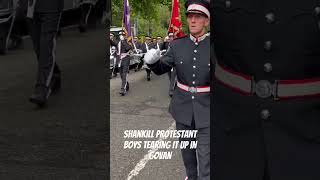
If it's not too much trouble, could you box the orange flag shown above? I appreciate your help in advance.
[168,0,184,37]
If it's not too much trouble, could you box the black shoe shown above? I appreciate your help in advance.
[169,91,173,97]
[119,88,126,96]
[29,94,47,107]
[29,86,50,107]
[113,73,118,77]
[147,76,151,81]
[126,82,129,91]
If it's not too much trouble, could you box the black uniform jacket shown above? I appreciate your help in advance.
[212,0,320,179]
[34,0,64,12]
[149,34,211,129]
[118,40,131,54]
[133,42,142,53]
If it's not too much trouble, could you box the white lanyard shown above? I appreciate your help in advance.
[117,41,121,55]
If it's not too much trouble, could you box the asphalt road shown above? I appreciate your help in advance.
[110,70,186,180]
[0,27,108,179]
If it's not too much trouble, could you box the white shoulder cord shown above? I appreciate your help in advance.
[117,41,121,55]
[132,41,138,53]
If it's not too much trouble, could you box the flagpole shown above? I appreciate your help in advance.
[122,0,125,34]
[168,0,174,34]
[122,0,137,52]
[172,0,175,37]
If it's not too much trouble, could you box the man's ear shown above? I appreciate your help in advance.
[205,18,210,27]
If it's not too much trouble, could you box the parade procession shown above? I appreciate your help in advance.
[109,0,189,97]
[110,0,211,179]
[2,0,320,179]
[0,0,108,179]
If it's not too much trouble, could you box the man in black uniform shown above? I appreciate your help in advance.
[141,35,154,81]
[155,36,164,51]
[132,36,141,51]
[110,33,118,78]
[165,32,177,97]
[117,31,132,96]
[212,1,320,180]
[163,32,174,50]
[152,37,157,48]
[27,0,63,106]
[110,33,118,47]
[145,0,210,179]
[132,36,143,71]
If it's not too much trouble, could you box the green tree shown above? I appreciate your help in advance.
[111,0,189,37]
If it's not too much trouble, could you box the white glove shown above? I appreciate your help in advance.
[144,49,160,64]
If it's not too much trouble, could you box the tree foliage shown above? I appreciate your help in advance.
[111,0,188,38]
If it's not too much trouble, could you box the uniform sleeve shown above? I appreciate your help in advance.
[148,45,175,75]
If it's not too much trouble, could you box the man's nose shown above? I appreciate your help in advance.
[190,16,197,22]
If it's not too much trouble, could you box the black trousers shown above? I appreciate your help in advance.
[136,56,144,70]
[146,68,151,77]
[119,57,130,90]
[176,120,210,180]
[79,3,92,29]
[28,11,61,88]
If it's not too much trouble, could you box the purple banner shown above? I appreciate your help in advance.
[123,0,131,39]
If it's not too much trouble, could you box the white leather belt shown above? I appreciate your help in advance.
[177,81,210,93]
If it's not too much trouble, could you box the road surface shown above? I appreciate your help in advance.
[0,27,107,179]
[110,70,186,180]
